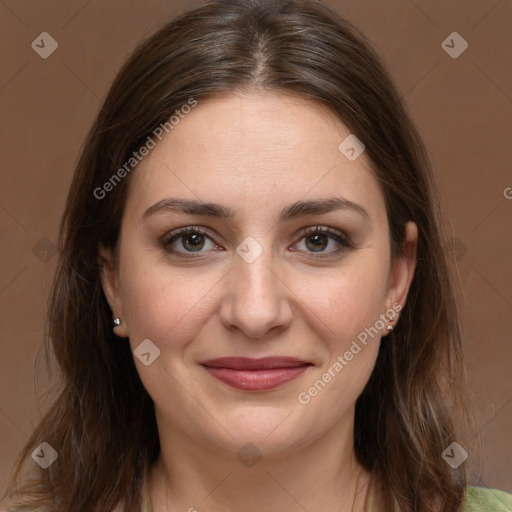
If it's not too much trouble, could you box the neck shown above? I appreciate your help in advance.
[148,410,373,512]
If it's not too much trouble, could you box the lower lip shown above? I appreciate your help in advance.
[201,365,311,391]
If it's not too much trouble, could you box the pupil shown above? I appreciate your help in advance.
[184,234,204,251]
[307,234,327,252]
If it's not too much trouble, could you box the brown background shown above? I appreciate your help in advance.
[0,0,511,496]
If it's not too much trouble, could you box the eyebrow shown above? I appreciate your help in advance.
[141,197,371,223]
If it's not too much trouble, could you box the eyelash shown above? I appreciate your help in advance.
[161,226,353,260]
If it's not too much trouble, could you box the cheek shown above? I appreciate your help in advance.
[295,267,385,417]
[298,256,390,344]
[290,253,389,409]
[119,258,217,352]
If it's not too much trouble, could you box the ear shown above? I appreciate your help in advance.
[382,221,418,332]
[98,244,128,338]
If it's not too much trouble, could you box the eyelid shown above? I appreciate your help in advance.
[294,225,350,242]
[291,225,354,258]
[161,226,220,249]
[161,225,354,258]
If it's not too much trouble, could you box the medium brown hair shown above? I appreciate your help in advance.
[3,1,474,510]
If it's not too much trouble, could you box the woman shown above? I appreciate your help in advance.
[2,0,511,511]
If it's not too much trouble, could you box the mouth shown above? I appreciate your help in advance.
[199,357,313,391]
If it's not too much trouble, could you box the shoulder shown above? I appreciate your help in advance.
[463,486,512,511]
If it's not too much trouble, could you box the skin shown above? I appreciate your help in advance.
[99,91,418,512]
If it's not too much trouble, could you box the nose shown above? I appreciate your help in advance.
[219,247,293,339]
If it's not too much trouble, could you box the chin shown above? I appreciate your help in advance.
[211,409,309,453]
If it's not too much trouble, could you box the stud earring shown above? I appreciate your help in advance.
[113,318,121,327]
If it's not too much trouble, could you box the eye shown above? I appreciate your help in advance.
[162,227,220,256]
[292,226,353,258]
[161,225,353,259]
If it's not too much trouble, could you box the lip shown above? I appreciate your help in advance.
[199,357,313,391]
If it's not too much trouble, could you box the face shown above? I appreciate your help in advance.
[100,91,417,457]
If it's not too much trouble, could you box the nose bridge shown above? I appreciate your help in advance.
[220,239,292,337]
[237,250,276,301]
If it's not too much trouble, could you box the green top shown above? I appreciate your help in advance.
[370,486,512,511]
[5,478,512,510]
[365,482,512,511]
[141,469,512,512]
[462,487,512,511]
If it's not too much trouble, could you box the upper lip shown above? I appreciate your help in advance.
[199,357,312,370]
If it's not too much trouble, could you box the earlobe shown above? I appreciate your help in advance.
[383,221,418,332]
[98,245,128,338]
[98,244,117,310]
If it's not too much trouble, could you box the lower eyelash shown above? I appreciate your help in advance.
[162,226,353,257]
[300,227,353,257]
[161,227,213,256]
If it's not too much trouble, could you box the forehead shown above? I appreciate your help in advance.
[124,91,385,223]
